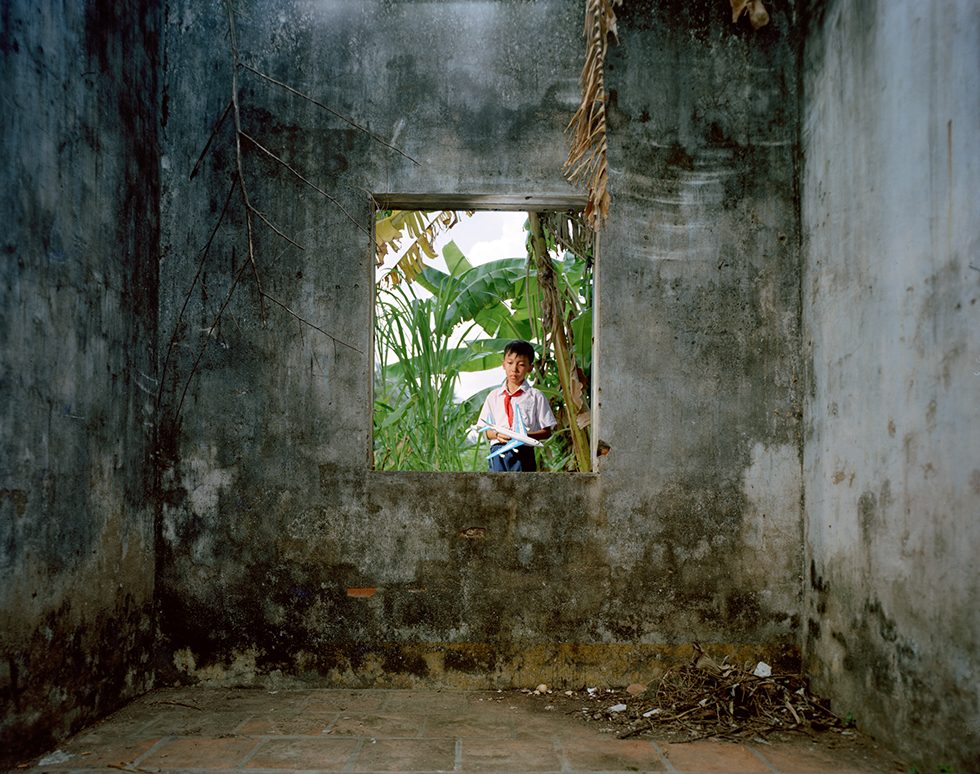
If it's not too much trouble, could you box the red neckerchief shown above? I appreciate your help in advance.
[503,385,524,427]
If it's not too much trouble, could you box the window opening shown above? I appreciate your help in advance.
[373,207,594,472]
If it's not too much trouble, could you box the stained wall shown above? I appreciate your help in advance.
[0,0,161,765]
[800,0,980,768]
[157,0,803,687]
[8,0,977,768]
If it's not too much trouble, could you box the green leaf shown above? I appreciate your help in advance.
[457,354,503,372]
[474,304,532,340]
[416,265,450,295]
[378,400,411,430]
[445,258,528,328]
[455,337,514,373]
[383,337,498,381]
[442,240,473,277]
[571,310,593,371]
[460,384,495,411]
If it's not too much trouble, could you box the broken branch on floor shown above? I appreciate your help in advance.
[534,644,851,744]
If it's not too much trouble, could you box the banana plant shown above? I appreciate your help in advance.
[527,212,592,472]
[374,276,487,471]
[376,210,473,285]
[374,213,593,472]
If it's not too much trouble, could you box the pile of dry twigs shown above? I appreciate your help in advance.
[572,645,848,742]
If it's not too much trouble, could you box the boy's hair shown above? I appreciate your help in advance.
[504,339,536,363]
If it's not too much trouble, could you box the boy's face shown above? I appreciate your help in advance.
[502,352,532,387]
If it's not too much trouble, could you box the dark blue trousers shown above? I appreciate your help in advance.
[488,444,538,472]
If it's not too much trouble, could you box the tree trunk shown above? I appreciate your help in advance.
[527,211,592,473]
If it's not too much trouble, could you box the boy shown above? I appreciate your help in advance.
[478,340,557,472]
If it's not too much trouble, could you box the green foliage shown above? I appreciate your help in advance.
[524,225,594,472]
[374,219,593,472]
[374,278,485,471]
[416,246,532,340]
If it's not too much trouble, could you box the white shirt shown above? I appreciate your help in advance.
[479,380,557,437]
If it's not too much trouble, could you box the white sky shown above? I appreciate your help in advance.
[376,210,529,400]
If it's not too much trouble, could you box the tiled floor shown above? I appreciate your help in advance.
[21,687,905,773]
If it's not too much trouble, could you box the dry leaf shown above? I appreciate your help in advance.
[730,0,750,22]
[376,210,472,284]
[564,0,621,232]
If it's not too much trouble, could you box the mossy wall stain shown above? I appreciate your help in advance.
[0,0,161,766]
[801,0,980,767]
[155,0,803,694]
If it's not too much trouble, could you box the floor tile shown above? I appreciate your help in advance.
[754,741,901,773]
[238,711,339,735]
[422,712,516,738]
[244,736,360,769]
[305,690,387,714]
[561,736,669,772]
[69,718,155,745]
[136,709,247,736]
[207,689,314,714]
[348,738,457,772]
[27,739,162,770]
[379,690,466,713]
[460,738,562,772]
[137,735,260,768]
[660,741,771,773]
[514,714,598,741]
[328,712,425,737]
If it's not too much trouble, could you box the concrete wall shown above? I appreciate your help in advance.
[158,0,803,687]
[0,0,161,766]
[800,0,980,768]
[5,0,977,765]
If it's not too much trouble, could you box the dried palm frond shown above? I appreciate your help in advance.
[376,210,472,285]
[564,0,622,232]
[542,210,594,266]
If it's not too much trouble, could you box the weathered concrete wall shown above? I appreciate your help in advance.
[800,1,980,768]
[158,0,803,687]
[0,0,160,766]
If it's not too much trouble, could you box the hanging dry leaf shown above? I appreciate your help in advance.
[730,0,751,23]
[748,0,769,29]
[731,0,769,29]
[375,209,472,284]
[564,0,621,232]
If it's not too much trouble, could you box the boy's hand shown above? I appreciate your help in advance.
[493,430,511,442]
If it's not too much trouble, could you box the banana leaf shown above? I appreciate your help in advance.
[416,264,450,296]
[443,240,474,276]
[473,304,533,340]
[570,309,593,372]
[459,384,495,414]
[382,336,513,380]
[443,258,528,329]
[455,337,514,372]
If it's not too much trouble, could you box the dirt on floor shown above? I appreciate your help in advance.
[17,684,910,774]
[477,651,907,773]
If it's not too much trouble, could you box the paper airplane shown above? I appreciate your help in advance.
[477,404,544,460]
